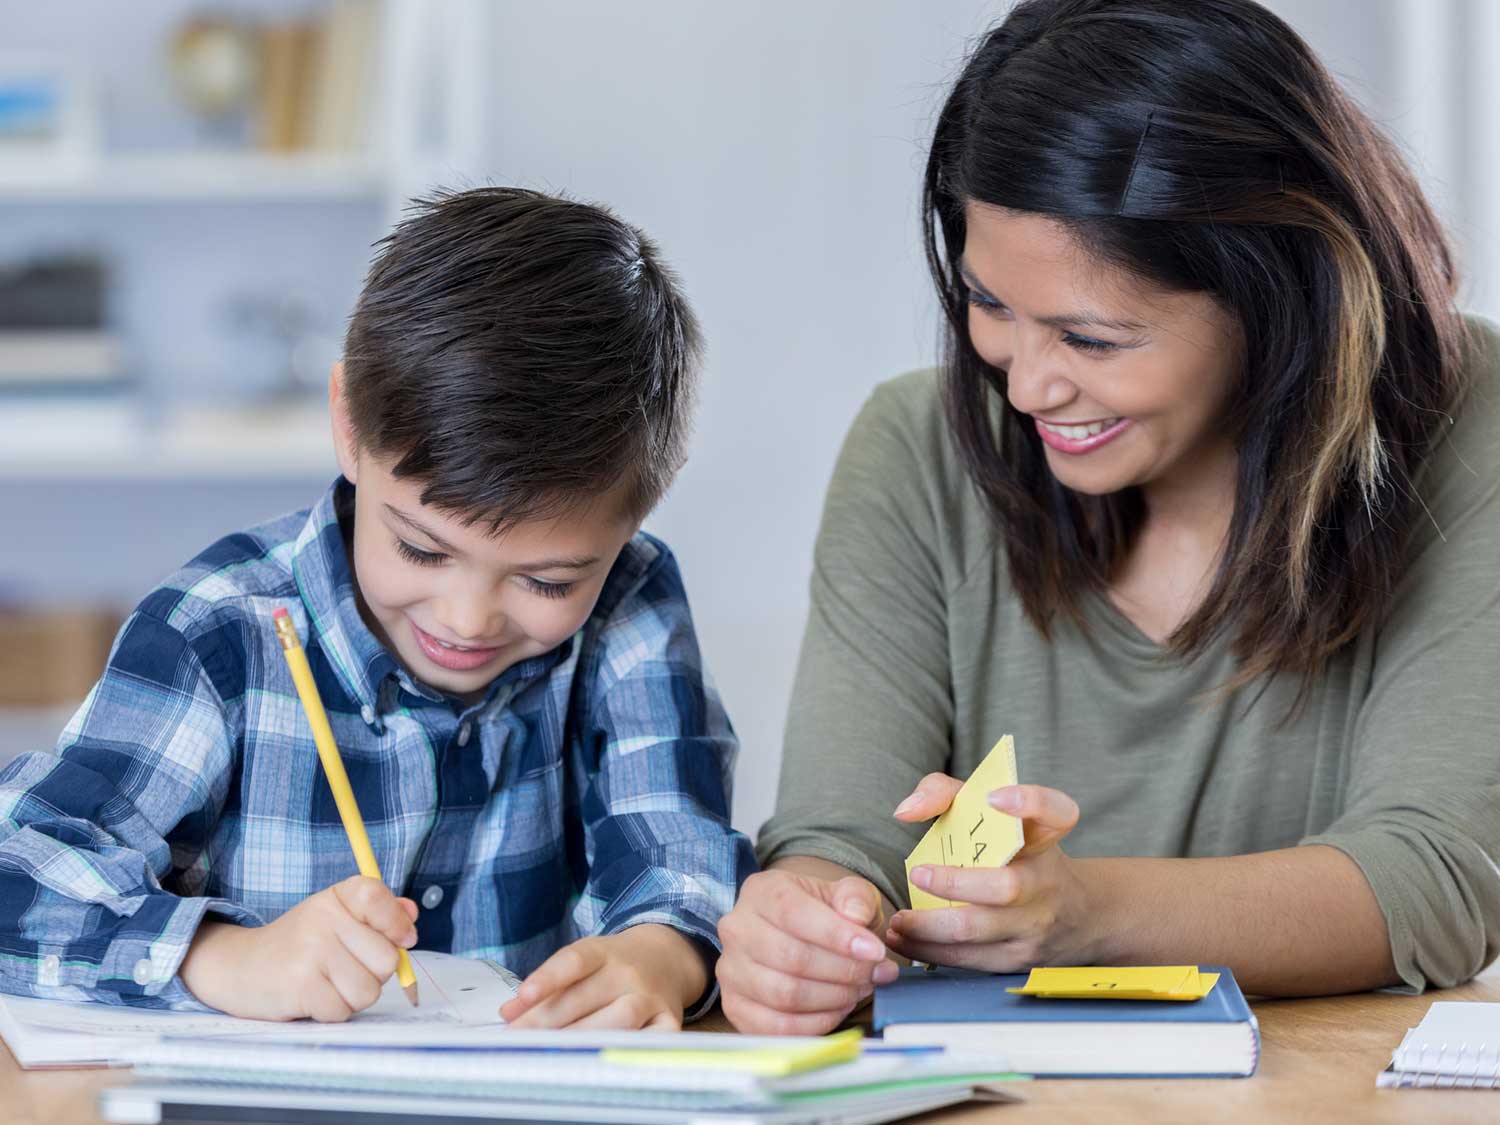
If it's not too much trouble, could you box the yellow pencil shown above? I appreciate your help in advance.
[273,606,419,1006]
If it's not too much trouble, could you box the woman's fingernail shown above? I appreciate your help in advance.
[910,865,932,889]
[894,794,922,816]
[874,961,900,985]
[989,787,1022,813]
[851,934,884,960]
[402,930,418,948]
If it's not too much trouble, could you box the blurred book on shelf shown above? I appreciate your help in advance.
[0,53,96,171]
[0,605,122,708]
[0,255,125,392]
[253,0,379,153]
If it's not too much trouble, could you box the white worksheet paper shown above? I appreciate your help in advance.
[0,950,520,1067]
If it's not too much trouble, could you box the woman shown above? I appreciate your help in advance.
[717,0,1500,1035]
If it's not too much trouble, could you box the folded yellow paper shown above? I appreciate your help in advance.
[1006,966,1221,1000]
[601,1027,863,1076]
[904,734,1025,910]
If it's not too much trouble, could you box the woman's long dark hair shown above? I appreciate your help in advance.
[925,0,1467,702]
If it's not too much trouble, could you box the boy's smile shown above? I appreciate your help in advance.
[409,619,507,673]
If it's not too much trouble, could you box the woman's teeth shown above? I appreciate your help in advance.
[1039,418,1120,440]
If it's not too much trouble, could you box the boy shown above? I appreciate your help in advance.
[0,188,755,1029]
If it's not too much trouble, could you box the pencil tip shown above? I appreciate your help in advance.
[404,980,420,1006]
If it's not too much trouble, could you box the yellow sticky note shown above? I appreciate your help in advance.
[1006,966,1220,1000]
[904,735,1025,910]
[601,1028,862,1077]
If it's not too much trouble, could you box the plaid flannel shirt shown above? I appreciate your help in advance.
[0,478,754,1017]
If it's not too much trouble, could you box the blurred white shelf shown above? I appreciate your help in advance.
[0,399,336,479]
[0,152,385,202]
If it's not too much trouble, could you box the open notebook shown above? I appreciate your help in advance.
[1379,1002,1500,1088]
[0,949,520,1068]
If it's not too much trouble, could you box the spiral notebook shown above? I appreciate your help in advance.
[104,1035,1023,1124]
[1379,1002,1500,1088]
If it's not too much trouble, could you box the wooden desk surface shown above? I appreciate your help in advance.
[5,964,1498,1124]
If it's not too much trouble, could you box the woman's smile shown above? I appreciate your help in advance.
[1033,415,1132,454]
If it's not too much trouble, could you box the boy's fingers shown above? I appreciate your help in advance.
[335,917,402,982]
[333,877,416,946]
[399,898,419,922]
[893,773,964,821]
[307,966,356,1024]
[566,993,670,1031]
[513,942,606,1009]
[507,968,612,1029]
[325,949,385,1015]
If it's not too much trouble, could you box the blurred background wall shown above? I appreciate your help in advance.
[1,0,1496,834]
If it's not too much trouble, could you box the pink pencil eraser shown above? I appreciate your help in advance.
[272,607,290,620]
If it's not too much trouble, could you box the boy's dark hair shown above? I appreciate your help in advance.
[342,187,702,529]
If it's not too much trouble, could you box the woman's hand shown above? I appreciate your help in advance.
[716,866,900,1035]
[885,773,1096,971]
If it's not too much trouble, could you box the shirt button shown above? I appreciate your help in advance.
[456,722,472,748]
[42,954,60,974]
[421,884,444,910]
[360,705,376,725]
[132,958,153,986]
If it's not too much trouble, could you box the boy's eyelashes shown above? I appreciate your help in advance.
[394,537,576,599]
[520,576,575,600]
[395,538,447,567]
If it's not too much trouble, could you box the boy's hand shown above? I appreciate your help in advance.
[179,875,419,1022]
[500,924,708,1030]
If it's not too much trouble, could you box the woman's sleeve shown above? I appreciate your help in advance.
[756,376,959,908]
[1301,383,1500,990]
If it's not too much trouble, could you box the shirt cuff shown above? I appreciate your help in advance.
[93,894,263,1008]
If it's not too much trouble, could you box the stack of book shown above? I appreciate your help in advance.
[0,950,1023,1124]
[255,0,380,153]
[0,255,123,393]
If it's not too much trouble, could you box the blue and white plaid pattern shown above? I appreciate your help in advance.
[0,479,754,1015]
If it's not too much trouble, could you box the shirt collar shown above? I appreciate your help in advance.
[291,478,401,719]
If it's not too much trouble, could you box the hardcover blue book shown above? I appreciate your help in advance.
[873,966,1259,1078]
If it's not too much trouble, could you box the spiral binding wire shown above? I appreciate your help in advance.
[1384,1036,1500,1088]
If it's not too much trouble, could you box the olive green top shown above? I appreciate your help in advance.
[758,318,1500,991]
